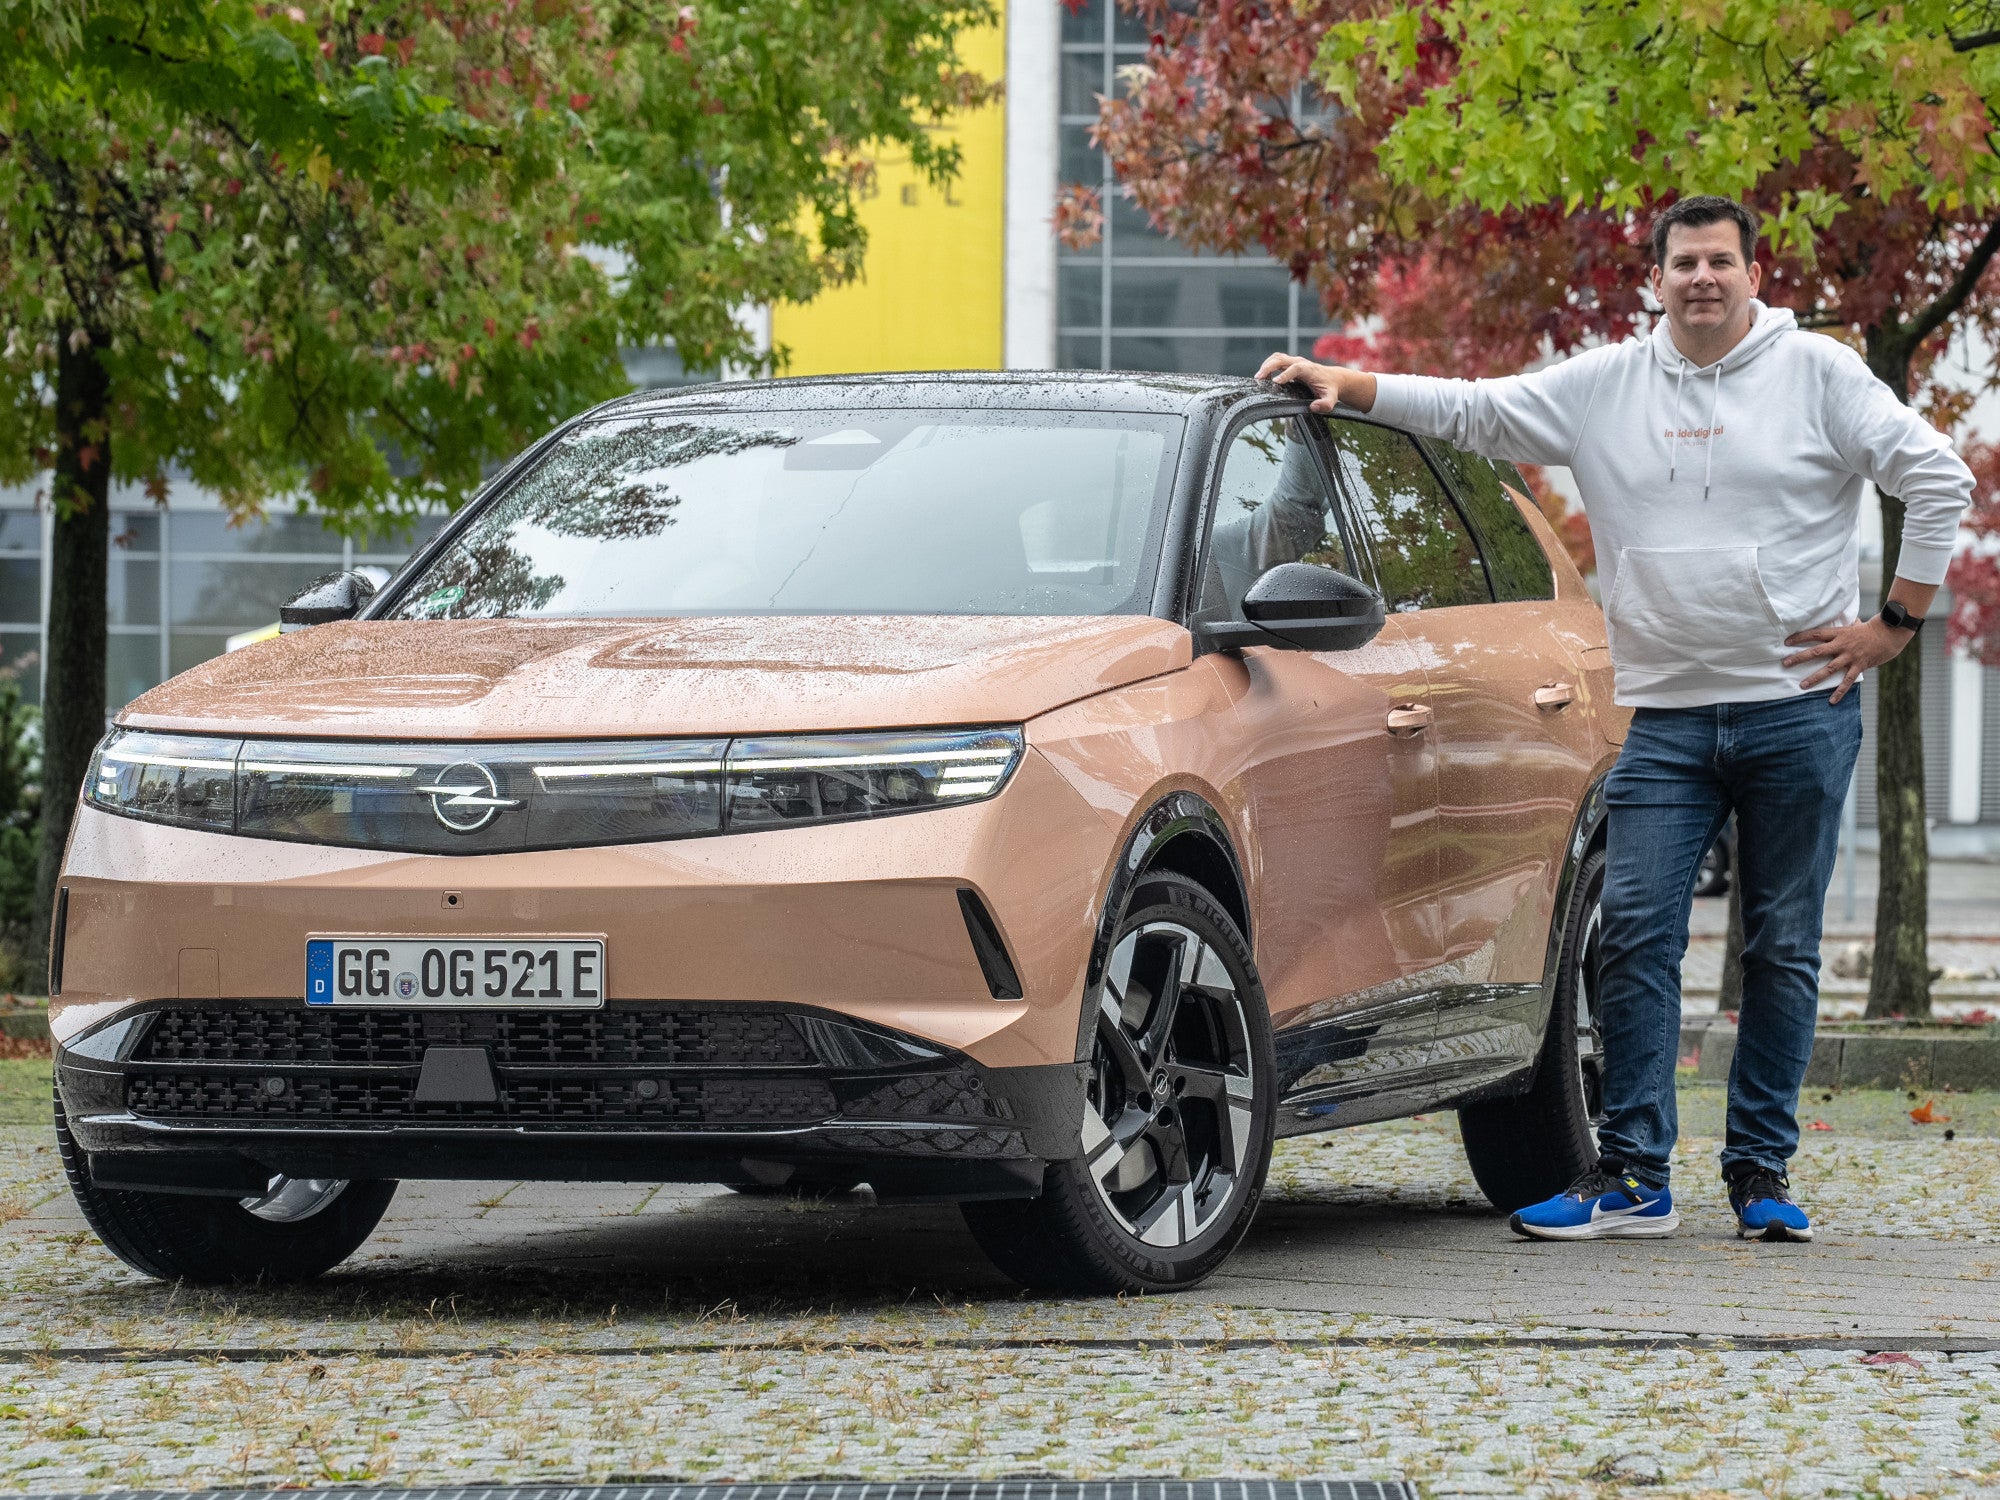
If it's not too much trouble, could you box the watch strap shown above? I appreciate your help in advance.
[1882,601,1925,634]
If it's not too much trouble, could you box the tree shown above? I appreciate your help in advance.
[1067,0,1652,359]
[1314,0,2000,1018]
[1946,438,2000,660]
[1,0,994,988]
[1057,1,1640,573]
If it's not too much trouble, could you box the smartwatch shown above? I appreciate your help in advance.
[1881,600,1925,635]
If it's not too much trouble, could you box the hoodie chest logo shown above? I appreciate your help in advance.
[1665,424,1724,444]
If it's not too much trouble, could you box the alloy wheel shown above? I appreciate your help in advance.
[1572,893,1606,1125]
[1082,917,1257,1248]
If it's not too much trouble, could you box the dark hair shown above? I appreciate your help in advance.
[1650,196,1760,266]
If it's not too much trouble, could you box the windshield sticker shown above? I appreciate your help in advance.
[421,585,465,615]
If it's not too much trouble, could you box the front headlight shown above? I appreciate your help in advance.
[727,730,1022,829]
[89,731,237,834]
[84,726,1022,853]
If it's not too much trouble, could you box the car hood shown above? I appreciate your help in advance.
[118,615,1194,739]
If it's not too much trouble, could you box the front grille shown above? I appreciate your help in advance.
[127,1071,834,1126]
[136,1005,813,1068]
[117,1003,973,1133]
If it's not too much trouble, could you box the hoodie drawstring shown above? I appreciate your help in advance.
[1669,362,1686,483]
[1667,356,1724,499]
[1703,362,1722,502]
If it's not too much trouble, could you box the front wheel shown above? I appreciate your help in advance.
[963,871,1275,1294]
[1457,844,1606,1212]
[55,1084,396,1285]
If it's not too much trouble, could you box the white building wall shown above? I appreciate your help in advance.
[1001,0,1059,369]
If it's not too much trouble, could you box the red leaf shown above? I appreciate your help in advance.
[1860,1351,1921,1368]
[358,32,386,56]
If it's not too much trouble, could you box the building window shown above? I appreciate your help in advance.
[1057,0,1329,374]
[0,482,449,712]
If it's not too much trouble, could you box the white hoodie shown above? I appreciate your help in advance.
[1368,302,1972,707]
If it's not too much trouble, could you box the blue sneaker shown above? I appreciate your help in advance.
[1509,1165,1679,1240]
[1728,1165,1813,1242]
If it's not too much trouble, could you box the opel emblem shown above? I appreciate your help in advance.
[413,760,521,833]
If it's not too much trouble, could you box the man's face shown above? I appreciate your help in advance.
[1650,220,1762,338]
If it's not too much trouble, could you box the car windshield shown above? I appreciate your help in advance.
[386,409,1183,619]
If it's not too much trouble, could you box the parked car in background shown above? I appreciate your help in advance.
[1693,817,1738,898]
[50,371,1628,1293]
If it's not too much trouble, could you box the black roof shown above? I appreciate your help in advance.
[598,368,1281,419]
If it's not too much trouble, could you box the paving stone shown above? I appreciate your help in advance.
[4,1112,1998,1498]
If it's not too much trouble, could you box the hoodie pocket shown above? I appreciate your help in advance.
[1604,546,1786,675]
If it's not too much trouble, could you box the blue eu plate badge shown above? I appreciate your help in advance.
[306,940,334,1006]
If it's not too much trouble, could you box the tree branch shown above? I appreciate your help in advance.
[1898,213,2000,356]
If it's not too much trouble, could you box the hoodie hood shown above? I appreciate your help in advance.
[119,615,1194,740]
[1647,298,1796,375]
[1650,300,1797,499]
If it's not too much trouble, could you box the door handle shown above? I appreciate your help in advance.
[1534,682,1576,710]
[1386,704,1432,735]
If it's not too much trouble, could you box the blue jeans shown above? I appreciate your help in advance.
[1595,690,1863,1186]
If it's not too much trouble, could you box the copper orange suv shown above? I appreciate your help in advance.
[50,372,1625,1293]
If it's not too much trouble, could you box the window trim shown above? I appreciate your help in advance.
[1183,403,1378,646]
[1310,412,1499,610]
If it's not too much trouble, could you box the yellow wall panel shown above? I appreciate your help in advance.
[770,22,1005,376]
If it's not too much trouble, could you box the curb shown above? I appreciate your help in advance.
[1686,1023,2000,1090]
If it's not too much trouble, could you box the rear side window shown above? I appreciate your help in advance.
[1322,419,1492,611]
[1422,442,1555,602]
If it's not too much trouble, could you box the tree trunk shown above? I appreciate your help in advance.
[1718,835,1745,1013]
[1863,337,1930,1020]
[32,335,111,994]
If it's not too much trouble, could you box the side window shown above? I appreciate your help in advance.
[1324,419,1492,611]
[1195,416,1356,626]
[1422,442,1555,602]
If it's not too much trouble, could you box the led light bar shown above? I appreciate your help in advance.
[85,726,1024,853]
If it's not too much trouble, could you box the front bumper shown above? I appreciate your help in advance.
[58,1001,1085,1202]
[53,748,1114,1072]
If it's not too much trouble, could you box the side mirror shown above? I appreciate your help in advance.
[1197,563,1385,653]
[280,570,378,632]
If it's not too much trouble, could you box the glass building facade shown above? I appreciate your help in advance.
[0,482,453,710]
[1057,0,1333,375]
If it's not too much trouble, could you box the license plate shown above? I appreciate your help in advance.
[306,938,605,1007]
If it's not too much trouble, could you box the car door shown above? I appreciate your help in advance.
[1321,417,1599,1090]
[1191,410,1443,1123]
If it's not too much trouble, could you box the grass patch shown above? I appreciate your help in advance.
[1678,1081,2000,1138]
[0,1057,50,1126]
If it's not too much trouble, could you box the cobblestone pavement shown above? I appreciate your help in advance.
[0,1098,1994,1498]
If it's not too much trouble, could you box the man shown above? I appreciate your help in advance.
[1257,196,1970,1242]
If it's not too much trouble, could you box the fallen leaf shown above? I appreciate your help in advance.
[1910,1099,1951,1124]
[1808,1119,1833,1131]
[1860,1350,1921,1368]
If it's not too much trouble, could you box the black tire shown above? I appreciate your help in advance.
[1457,843,1606,1212]
[1692,832,1731,898]
[963,871,1275,1294]
[54,1082,396,1285]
